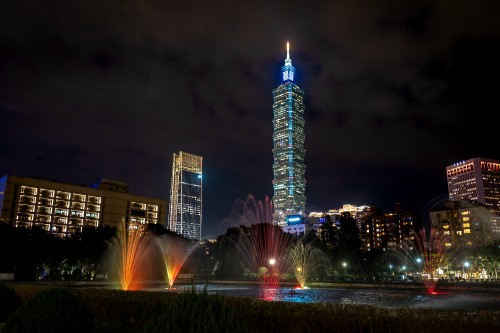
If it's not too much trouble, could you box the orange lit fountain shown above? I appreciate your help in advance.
[155,234,195,289]
[107,219,150,291]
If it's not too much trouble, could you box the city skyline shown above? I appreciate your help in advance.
[1,1,499,237]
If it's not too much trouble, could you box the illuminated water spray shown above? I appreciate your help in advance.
[415,228,445,293]
[396,228,445,294]
[107,220,150,291]
[155,234,196,289]
[287,241,322,288]
[230,195,294,289]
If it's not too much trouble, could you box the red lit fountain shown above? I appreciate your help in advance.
[228,195,294,290]
[397,228,446,294]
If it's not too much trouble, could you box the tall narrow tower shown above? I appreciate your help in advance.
[272,42,306,226]
[168,151,203,240]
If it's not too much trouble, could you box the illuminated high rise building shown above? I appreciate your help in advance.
[168,151,202,240]
[447,157,500,239]
[272,43,306,226]
[447,158,500,215]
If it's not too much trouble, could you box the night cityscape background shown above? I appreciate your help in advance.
[1,0,500,238]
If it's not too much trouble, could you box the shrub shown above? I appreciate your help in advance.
[2,287,94,333]
[0,283,22,322]
[143,287,244,333]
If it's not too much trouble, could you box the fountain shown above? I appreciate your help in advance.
[106,220,151,291]
[415,228,445,293]
[225,195,295,289]
[154,234,196,289]
[287,241,323,289]
[394,228,445,293]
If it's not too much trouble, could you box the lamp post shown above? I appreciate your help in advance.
[342,262,347,276]
[416,257,422,272]
[463,261,470,280]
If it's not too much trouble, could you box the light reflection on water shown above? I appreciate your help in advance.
[151,284,500,310]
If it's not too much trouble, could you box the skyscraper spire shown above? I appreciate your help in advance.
[282,42,295,82]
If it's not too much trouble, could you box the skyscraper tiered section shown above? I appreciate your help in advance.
[272,43,306,226]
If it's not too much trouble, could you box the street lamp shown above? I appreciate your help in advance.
[463,261,470,279]
[342,262,347,276]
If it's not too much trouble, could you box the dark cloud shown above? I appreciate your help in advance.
[1,0,499,237]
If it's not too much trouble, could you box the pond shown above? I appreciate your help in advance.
[144,283,500,310]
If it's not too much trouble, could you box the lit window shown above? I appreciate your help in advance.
[464,229,471,234]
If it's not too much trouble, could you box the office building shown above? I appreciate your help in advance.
[272,42,306,226]
[0,175,166,237]
[168,151,202,240]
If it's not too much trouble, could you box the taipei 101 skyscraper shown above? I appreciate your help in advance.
[272,42,306,226]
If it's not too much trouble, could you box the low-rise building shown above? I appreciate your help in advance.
[0,175,167,237]
[430,199,494,249]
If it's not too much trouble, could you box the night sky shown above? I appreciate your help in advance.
[1,0,500,238]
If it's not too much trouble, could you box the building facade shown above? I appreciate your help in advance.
[430,200,494,249]
[447,157,500,215]
[168,151,203,240]
[308,204,415,252]
[272,43,306,226]
[447,157,500,240]
[0,175,166,237]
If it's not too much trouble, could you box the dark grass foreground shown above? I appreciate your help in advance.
[3,284,500,333]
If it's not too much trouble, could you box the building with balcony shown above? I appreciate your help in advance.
[0,175,167,237]
[430,199,494,249]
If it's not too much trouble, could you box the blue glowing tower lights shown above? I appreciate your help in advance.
[272,42,306,226]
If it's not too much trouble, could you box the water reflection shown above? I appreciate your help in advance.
[154,284,500,310]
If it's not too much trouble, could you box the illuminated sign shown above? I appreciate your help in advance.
[286,215,303,225]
